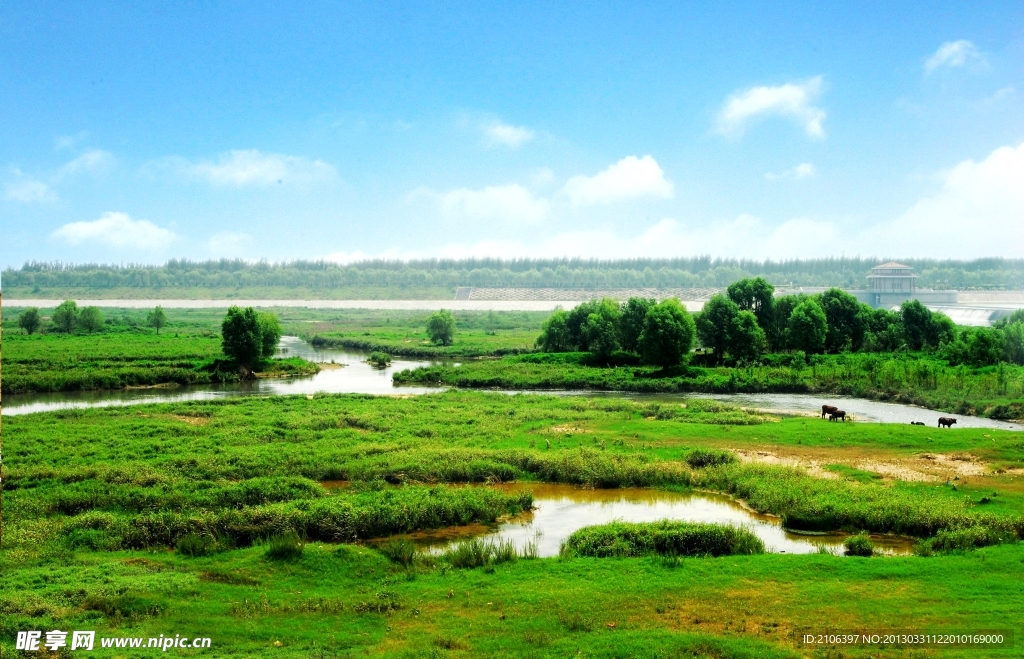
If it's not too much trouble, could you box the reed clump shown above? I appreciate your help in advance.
[563,520,765,558]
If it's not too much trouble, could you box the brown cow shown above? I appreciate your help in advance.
[938,417,957,428]
[821,404,838,419]
[829,410,846,422]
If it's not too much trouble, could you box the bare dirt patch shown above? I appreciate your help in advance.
[172,414,210,426]
[734,447,990,483]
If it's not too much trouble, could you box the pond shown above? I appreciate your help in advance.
[360,483,915,557]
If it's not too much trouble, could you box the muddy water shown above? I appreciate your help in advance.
[365,483,914,557]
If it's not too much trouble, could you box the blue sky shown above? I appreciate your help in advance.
[1,1,1022,269]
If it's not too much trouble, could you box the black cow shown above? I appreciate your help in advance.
[828,410,846,422]
[821,404,838,419]
[938,417,957,428]
[911,421,925,426]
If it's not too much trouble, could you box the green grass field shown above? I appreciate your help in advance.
[3,392,1024,657]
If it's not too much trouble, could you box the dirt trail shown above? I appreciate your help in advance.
[735,447,989,483]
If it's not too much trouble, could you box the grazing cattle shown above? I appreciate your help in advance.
[911,421,925,426]
[828,410,846,422]
[938,417,957,428]
[821,404,839,419]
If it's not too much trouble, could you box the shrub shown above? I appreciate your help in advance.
[925,525,1015,553]
[844,532,874,556]
[368,351,392,367]
[685,448,738,469]
[264,530,305,561]
[176,532,217,557]
[564,521,765,558]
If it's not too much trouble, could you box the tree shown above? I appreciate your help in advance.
[899,300,933,350]
[819,288,867,353]
[17,307,41,335]
[565,298,619,352]
[585,311,620,361]
[1004,322,1024,365]
[942,327,1004,367]
[536,308,573,352]
[147,306,168,334]
[618,297,655,353]
[426,309,456,346]
[52,300,78,334]
[766,294,805,351]
[730,310,768,363]
[638,298,696,368]
[221,306,281,369]
[726,277,775,330]
[79,306,105,333]
[695,295,739,362]
[862,307,903,352]
[787,299,827,354]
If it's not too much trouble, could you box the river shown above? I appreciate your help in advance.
[4,336,1022,430]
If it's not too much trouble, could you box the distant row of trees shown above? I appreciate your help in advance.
[16,302,167,335]
[534,278,1024,367]
[6,257,1024,290]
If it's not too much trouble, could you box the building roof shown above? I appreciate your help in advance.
[871,261,913,270]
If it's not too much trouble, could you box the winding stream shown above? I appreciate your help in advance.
[4,336,1022,431]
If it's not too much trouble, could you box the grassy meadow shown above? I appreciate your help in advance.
[2,391,1024,656]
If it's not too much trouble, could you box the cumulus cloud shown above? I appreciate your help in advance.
[483,121,534,148]
[563,155,674,206]
[440,184,549,224]
[925,40,983,73]
[5,176,56,202]
[51,212,176,249]
[181,149,337,186]
[716,77,826,138]
[876,142,1024,257]
[59,149,114,176]
[765,163,815,181]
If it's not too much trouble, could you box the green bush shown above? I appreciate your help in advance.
[563,521,765,558]
[440,538,521,568]
[176,532,217,557]
[685,448,738,469]
[264,530,305,561]
[368,351,392,367]
[844,532,874,557]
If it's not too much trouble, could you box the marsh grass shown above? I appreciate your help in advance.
[564,521,765,558]
[684,447,738,469]
[377,538,416,567]
[843,532,874,557]
[440,538,525,568]
[264,531,305,561]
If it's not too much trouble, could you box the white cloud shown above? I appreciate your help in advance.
[51,212,176,249]
[182,149,337,186]
[925,40,983,73]
[59,149,114,176]
[563,155,674,206]
[5,176,56,202]
[875,142,1024,258]
[207,231,253,256]
[716,77,826,138]
[765,162,815,181]
[54,132,89,151]
[483,121,534,148]
[440,184,549,224]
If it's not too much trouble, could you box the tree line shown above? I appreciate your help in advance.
[6,257,1024,290]
[535,278,1024,368]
